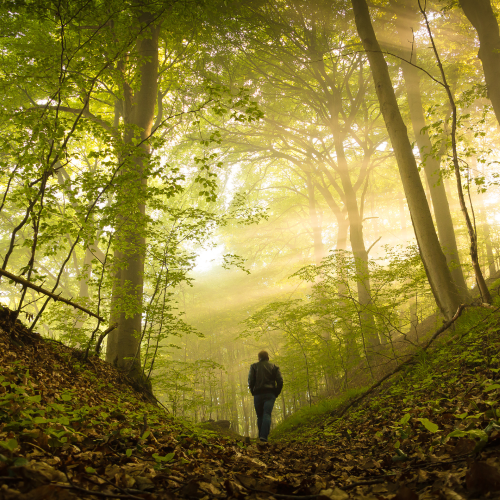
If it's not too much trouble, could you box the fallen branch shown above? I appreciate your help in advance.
[51,484,144,499]
[0,268,105,322]
[336,304,466,418]
[248,488,323,499]
[344,478,390,490]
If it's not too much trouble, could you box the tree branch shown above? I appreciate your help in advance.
[28,105,114,133]
[0,268,105,322]
[95,322,118,355]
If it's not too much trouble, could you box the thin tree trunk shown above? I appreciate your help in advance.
[418,1,492,304]
[350,0,463,320]
[392,2,470,301]
[330,112,379,352]
[398,191,407,240]
[459,0,500,128]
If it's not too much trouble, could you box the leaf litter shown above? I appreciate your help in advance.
[1,305,500,499]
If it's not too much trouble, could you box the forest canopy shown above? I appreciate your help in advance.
[1,0,500,435]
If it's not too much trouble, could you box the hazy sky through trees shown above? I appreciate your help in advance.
[1,0,500,432]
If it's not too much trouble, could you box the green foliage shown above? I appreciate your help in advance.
[243,245,434,405]
[271,299,500,462]
[270,388,366,442]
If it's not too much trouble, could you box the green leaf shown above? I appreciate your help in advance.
[85,467,96,474]
[61,393,72,401]
[446,430,468,439]
[152,452,175,463]
[141,430,151,440]
[58,416,70,426]
[399,413,411,425]
[13,457,29,467]
[33,417,48,424]
[485,384,500,392]
[418,418,440,433]
[394,440,400,449]
[0,439,18,452]
[126,449,133,457]
[27,395,41,403]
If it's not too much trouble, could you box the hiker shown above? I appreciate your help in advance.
[248,350,283,442]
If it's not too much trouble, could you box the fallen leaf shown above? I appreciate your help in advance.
[466,461,500,492]
[393,485,418,500]
[319,487,349,500]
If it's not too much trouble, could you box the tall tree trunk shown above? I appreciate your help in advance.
[314,180,348,251]
[332,126,379,353]
[350,0,463,320]
[459,0,500,128]
[306,172,325,265]
[107,13,159,376]
[392,3,470,301]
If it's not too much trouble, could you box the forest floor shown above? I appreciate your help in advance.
[1,303,500,500]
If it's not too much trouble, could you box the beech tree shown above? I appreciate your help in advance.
[350,0,463,320]
[459,0,500,128]
[390,0,469,300]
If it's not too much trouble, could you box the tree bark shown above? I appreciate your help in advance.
[350,0,463,320]
[392,2,470,302]
[459,0,500,128]
[390,6,470,302]
[107,13,159,375]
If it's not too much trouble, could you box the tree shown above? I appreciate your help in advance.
[459,0,500,128]
[389,0,469,301]
[350,0,463,320]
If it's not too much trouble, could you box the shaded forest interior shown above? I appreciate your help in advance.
[2,0,500,449]
[2,276,500,500]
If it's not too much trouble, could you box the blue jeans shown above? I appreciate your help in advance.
[253,392,276,441]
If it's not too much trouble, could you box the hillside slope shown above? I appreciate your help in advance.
[1,303,500,499]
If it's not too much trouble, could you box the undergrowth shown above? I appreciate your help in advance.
[270,388,366,442]
[271,301,500,448]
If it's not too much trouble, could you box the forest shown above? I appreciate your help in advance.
[1,0,500,447]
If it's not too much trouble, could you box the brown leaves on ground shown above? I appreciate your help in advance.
[1,307,500,499]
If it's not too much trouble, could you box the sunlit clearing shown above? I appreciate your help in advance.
[194,244,225,272]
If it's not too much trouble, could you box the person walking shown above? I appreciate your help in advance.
[248,350,283,442]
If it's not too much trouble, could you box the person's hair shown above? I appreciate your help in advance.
[258,350,269,361]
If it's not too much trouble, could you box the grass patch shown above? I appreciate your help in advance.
[270,387,366,442]
[271,299,500,444]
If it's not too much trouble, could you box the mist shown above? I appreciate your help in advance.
[1,0,500,438]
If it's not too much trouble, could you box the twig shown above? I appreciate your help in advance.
[248,488,323,499]
[344,478,389,490]
[48,483,144,499]
[336,304,466,417]
[366,236,381,255]
[0,268,105,321]
[25,442,47,453]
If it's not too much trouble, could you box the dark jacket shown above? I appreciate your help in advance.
[248,360,283,397]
